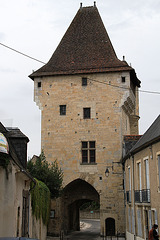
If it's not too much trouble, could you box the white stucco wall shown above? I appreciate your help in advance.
[0,162,47,239]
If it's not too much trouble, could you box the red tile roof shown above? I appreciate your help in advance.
[29,5,140,87]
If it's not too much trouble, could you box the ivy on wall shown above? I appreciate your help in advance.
[30,179,51,225]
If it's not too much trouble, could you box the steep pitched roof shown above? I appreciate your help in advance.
[29,5,140,86]
[130,115,160,154]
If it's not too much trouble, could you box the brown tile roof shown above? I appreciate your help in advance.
[29,5,140,86]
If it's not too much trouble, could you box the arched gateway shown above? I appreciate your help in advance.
[29,2,140,238]
[62,179,99,232]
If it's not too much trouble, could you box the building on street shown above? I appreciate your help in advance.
[29,3,140,237]
[123,115,160,240]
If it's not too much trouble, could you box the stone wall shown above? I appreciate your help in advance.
[34,71,139,236]
[80,210,100,219]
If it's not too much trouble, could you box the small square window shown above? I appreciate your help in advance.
[121,77,126,83]
[60,105,66,115]
[38,82,41,88]
[82,78,87,86]
[83,108,91,119]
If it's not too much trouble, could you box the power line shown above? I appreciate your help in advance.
[1,42,160,95]
[87,77,160,95]
[87,77,130,90]
[138,89,160,95]
[0,42,46,64]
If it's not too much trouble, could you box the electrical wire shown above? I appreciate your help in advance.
[0,42,160,95]
[0,42,46,64]
[87,77,160,95]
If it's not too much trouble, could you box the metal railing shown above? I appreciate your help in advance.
[134,189,150,203]
[142,189,150,203]
[103,233,125,240]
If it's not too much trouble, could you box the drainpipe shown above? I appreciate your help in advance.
[132,155,136,240]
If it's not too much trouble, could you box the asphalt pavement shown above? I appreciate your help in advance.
[65,219,101,240]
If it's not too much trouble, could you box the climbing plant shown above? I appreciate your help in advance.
[27,150,63,198]
[30,179,50,225]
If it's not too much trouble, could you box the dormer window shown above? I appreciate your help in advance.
[82,77,87,86]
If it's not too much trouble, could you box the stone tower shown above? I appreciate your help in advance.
[29,3,140,237]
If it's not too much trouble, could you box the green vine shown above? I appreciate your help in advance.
[30,179,51,225]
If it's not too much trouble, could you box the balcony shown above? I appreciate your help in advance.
[134,189,150,203]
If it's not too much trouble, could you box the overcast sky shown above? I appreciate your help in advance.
[0,0,160,158]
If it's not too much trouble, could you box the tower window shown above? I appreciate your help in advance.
[121,77,126,83]
[82,77,87,86]
[38,82,41,88]
[60,105,66,115]
[83,108,91,119]
[82,141,96,164]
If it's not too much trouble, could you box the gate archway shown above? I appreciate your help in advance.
[62,178,100,232]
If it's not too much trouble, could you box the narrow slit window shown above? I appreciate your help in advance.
[121,77,126,83]
[60,105,66,115]
[38,82,41,88]
[82,77,87,86]
[83,108,91,119]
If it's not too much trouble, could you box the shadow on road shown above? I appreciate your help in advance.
[65,219,100,240]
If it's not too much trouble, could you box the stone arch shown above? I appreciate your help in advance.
[105,217,115,236]
[62,178,100,232]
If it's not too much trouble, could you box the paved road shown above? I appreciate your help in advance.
[65,219,101,240]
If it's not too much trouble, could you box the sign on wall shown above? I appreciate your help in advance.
[0,132,9,154]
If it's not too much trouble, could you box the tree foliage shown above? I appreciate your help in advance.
[27,151,63,198]
[80,201,100,210]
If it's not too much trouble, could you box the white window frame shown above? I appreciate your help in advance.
[143,157,150,190]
